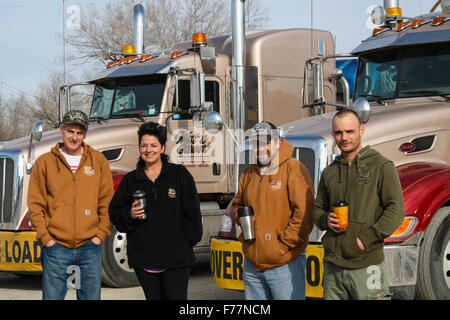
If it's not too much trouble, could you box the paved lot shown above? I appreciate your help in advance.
[0,253,244,300]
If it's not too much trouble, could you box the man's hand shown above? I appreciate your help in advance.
[45,239,56,247]
[327,212,342,233]
[91,236,102,245]
[356,237,366,250]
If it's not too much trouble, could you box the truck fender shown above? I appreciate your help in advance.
[396,161,450,235]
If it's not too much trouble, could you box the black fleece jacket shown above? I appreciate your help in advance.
[108,159,203,269]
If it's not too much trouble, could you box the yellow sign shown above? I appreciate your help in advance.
[210,238,324,298]
[0,231,42,272]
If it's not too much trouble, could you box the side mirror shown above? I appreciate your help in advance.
[204,111,224,134]
[190,72,205,109]
[351,98,371,124]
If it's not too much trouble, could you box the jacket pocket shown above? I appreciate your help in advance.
[340,220,366,260]
[321,231,336,255]
[255,228,285,265]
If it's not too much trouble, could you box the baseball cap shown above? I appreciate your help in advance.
[250,121,279,143]
[62,110,89,131]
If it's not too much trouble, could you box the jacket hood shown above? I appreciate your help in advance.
[259,139,294,172]
[50,142,93,173]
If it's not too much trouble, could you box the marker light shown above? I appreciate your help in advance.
[123,45,136,54]
[139,54,152,62]
[411,19,425,28]
[395,21,411,31]
[431,16,449,26]
[391,216,417,238]
[170,51,185,59]
[192,32,207,46]
[372,26,389,36]
[107,61,119,68]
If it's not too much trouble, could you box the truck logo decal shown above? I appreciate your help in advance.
[399,142,416,153]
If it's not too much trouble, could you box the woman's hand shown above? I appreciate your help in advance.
[130,200,145,219]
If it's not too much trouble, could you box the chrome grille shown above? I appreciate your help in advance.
[0,149,24,229]
[292,147,315,184]
[0,158,15,223]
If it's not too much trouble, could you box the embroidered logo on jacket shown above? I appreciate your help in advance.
[84,166,95,176]
[168,188,176,198]
[270,180,282,191]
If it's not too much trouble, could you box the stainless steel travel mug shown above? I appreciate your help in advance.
[132,190,147,220]
[238,207,255,242]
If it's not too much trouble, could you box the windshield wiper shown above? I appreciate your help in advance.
[356,94,386,105]
[402,90,450,102]
[111,112,145,122]
[90,116,106,124]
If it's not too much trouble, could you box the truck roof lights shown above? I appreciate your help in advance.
[411,19,431,29]
[123,45,136,55]
[431,16,450,26]
[372,26,389,36]
[170,51,188,59]
[192,32,207,47]
[395,21,411,31]
[385,6,402,17]
[139,54,152,62]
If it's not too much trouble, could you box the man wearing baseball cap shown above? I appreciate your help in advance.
[233,121,315,300]
[28,110,114,300]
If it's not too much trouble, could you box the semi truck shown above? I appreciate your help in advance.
[0,1,341,288]
[210,0,450,300]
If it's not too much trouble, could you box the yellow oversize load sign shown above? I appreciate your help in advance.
[210,238,324,298]
[0,231,42,272]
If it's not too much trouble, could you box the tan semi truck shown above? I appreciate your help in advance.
[0,1,340,287]
[210,0,450,299]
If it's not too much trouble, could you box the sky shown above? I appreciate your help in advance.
[0,0,440,100]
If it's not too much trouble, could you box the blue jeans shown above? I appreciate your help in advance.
[244,254,306,300]
[42,241,102,300]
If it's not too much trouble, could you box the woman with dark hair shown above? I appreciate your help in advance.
[108,122,203,300]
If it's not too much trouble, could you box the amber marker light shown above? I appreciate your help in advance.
[391,216,417,238]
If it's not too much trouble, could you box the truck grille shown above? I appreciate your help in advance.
[292,147,315,184]
[0,149,24,228]
[0,157,15,223]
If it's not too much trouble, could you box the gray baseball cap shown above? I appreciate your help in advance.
[62,110,89,130]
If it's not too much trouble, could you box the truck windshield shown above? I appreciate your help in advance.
[354,44,450,101]
[89,75,166,120]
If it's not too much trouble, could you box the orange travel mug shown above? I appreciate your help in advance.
[332,201,349,231]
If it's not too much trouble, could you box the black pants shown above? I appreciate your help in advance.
[135,267,191,300]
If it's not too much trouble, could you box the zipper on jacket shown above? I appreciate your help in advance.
[73,174,77,249]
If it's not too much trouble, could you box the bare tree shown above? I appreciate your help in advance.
[66,0,269,66]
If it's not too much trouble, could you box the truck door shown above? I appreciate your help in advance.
[166,77,229,194]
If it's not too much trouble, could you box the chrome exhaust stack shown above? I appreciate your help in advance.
[133,4,145,56]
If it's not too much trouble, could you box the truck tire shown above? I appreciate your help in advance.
[416,206,450,300]
[101,225,139,288]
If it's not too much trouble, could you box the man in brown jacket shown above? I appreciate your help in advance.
[28,110,114,300]
[233,121,314,300]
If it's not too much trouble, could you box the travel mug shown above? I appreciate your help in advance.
[133,190,147,220]
[238,207,255,242]
[332,201,349,231]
